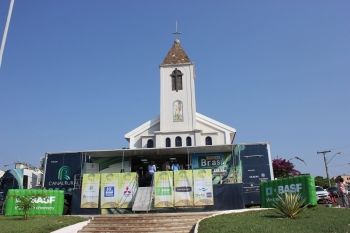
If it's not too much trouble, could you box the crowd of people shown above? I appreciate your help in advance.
[136,159,187,186]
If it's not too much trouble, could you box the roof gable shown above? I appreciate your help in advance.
[161,40,191,65]
[196,112,236,133]
[124,116,160,139]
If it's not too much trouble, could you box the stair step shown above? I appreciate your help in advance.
[93,215,209,220]
[78,230,191,233]
[91,218,203,223]
[78,212,212,233]
[88,221,198,226]
[82,226,191,230]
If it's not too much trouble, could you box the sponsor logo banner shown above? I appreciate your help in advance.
[81,173,100,208]
[100,173,118,208]
[193,169,214,206]
[44,153,82,190]
[117,172,138,208]
[154,171,174,207]
[174,170,193,206]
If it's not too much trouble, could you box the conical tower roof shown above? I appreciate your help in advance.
[161,39,191,65]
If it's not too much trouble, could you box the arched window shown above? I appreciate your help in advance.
[165,138,171,147]
[175,136,182,147]
[171,68,183,92]
[205,136,212,145]
[186,137,192,146]
[147,139,154,148]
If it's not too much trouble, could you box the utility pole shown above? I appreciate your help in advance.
[317,150,331,187]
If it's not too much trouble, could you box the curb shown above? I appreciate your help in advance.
[193,208,268,233]
[51,219,90,233]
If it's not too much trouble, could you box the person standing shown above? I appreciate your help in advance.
[147,161,157,186]
[171,160,180,171]
[162,161,171,171]
[337,177,349,207]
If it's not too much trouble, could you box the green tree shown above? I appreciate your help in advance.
[314,176,335,188]
[16,194,46,220]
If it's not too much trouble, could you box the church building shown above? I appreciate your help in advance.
[40,38,274,215]
[125,39,236,149]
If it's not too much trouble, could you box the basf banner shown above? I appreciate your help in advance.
[100,173,118,208]
[117,172,138,208]
[193,169,214,206]
[44,153,82,192]
[81,173,100,208]
[154,171,174,207]
[174,170,193,206]
[5,189,64,216]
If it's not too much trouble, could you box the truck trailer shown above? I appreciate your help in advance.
[41,143,274,214]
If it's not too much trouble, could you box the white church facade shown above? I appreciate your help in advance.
[125,39,236,149]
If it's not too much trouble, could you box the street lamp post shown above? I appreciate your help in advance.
[288,156,307,166]
[317,150,341,188]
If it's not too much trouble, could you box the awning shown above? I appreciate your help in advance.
[47,144,235,158]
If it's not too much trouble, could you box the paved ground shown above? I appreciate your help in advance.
[51,220,90,233]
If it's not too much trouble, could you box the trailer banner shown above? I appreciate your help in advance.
[100,173,118,208]
[81,173,100,208]
[191,152,241,185]
[5,189,64,216]
[117,172,138,208]
[193,169,214,206]
[174,170,193,206]
[154,171,174,207]
[260,175,317,208]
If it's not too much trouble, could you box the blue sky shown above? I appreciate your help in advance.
[0,1,349,177]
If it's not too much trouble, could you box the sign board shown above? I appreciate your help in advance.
[100,173,118,208]
[5,189,64,216]
[81,173,100,208]
[117,172,138,208]
[154,171,174,207]
[174,170,193,206]
[44,153,82,192]
[192,153,239,184]
[260,175,317,208]
[193,169,214,206]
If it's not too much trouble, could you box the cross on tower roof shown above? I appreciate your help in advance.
[172,20,182,42]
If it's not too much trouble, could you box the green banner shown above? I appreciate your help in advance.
[174,170,193,206]
[154,171,174,207]
[260,175,317,208]
[117,172,138,208]
[81,173,100,208]
[100,173,118,208]
[5,189,64,216]
[193,169,214,206]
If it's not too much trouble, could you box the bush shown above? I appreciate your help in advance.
[273,192,307,219]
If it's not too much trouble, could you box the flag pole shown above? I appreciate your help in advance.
[0,0,15,69]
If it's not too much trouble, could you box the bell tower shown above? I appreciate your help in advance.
[159,39,197,132]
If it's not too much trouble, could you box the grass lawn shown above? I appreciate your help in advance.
[198,206,350,233]
[0,215,87,233]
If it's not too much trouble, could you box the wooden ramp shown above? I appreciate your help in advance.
[78,212,214,233]
[132,187,153,212]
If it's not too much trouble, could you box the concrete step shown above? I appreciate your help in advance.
[87,221,198,225]
[81,226,192,231]
[79,231,191,233]
[94,212,213,218]
[78,212,213,233]
[91,217,204,223]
